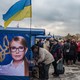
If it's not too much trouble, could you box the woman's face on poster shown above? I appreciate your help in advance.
[10,41,27,61]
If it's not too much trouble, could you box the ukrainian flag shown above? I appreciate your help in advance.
[3,0,32,28]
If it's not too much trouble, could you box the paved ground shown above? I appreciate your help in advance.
[32,62,80,80]
[49,62,80,80]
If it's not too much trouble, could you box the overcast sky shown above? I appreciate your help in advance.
[0,0,80,36]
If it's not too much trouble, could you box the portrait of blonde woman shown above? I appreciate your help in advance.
[0,36,29,76]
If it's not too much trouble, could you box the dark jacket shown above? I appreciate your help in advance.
[50,43,62,61]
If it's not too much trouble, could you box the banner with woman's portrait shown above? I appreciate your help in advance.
[0,31,30,80]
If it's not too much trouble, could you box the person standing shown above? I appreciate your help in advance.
[50,39,62,76]
[70,39,77,64]
[77,39,80,61]
[63,39,71,65]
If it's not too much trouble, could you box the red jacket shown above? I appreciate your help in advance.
[77,42,80,52]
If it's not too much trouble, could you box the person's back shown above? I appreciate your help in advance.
[39,48,54,65]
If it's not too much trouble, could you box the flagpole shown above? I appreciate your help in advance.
[30,0,32,60]
[30,17,32,48]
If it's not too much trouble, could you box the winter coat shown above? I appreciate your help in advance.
[38,48,54,65]
[50,43,62,61]
[77,42,80,52]
[69,42,77,55]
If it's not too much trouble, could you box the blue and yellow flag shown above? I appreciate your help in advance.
[3,0,32,28]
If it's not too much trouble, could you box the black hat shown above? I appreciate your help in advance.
[31,44,38,51]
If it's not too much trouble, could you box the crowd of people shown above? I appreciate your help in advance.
[36,38,80,65]
[31,38,80,80]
